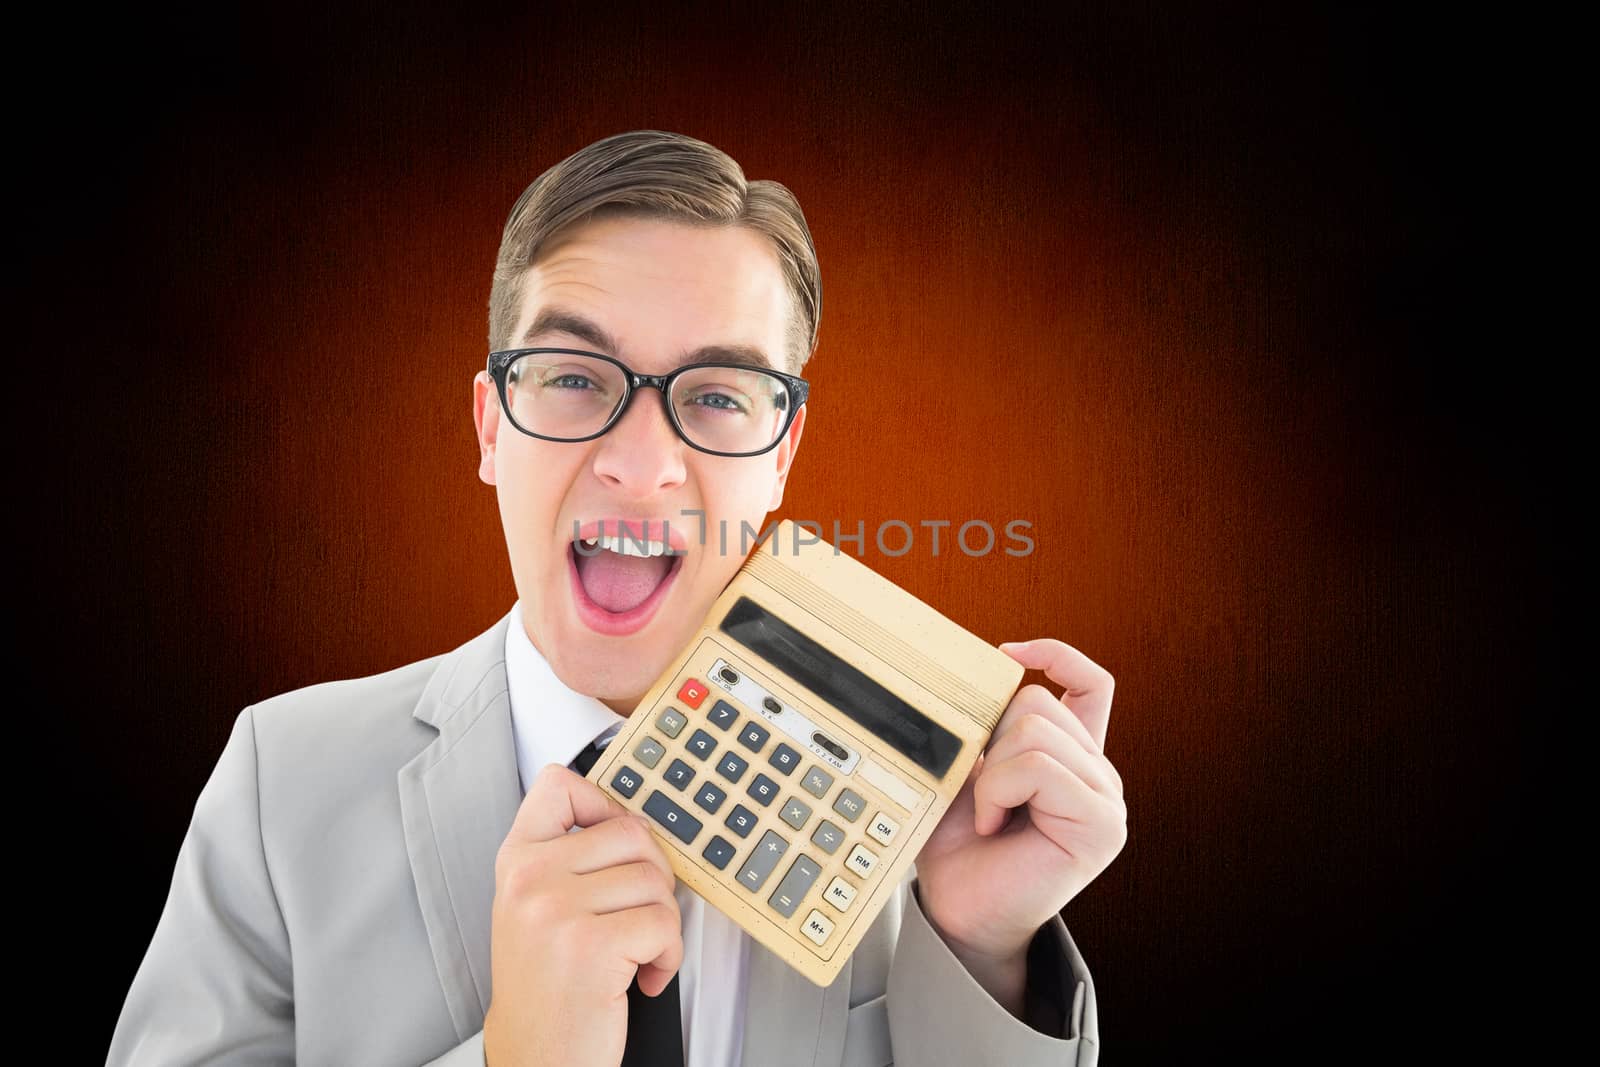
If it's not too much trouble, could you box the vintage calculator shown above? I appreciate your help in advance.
[584,519,1024,987]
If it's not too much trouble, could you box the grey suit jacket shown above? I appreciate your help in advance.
[108,609,1099,1066]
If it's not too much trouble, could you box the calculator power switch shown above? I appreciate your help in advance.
[867,812,899,847]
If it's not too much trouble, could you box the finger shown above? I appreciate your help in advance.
[505,762,633,845]
[998,639,1115,750]
[982,708,1122,801]
[971,748,1107,837]
[574,858,680,916]
[548,814,676,883]
[989,683,1106,772]
[600,901,684,992]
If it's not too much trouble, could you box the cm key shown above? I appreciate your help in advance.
[643,789,703,845]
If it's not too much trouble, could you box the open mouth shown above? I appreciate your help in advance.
[567,524,686,637]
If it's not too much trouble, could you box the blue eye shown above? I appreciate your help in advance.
[549,373,596,390]
[691,391,744,411]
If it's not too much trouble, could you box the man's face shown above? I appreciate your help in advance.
[473,216,807,715]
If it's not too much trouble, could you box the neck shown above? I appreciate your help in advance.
[601,695,642,717]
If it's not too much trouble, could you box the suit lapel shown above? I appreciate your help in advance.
[395,608,857,1061]
[397,610,520,1042]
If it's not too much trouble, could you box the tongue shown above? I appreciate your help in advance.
[575,547,673,613]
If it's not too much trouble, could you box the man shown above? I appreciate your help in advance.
[108,129,1125,1066]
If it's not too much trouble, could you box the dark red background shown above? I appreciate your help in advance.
[19,3,1543,1062]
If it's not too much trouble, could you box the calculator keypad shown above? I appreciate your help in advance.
[779,797,812,830]
[832,789,865,822]
[746,773,779,807]
[612,766,643,799]
[599,662,933,963]
[685,729,717,760]
[707,700,739,730]
[736,830,789,891]
[717,751,749,783]
[801,766,833,798]
[702,835,735,869]
[768,743,800,775]
[767,854,822,918]
[643,790,702,845]
[810,821,845,855]
[824,876,857,912]
[725,804,757,838]
[738,721,771,751]
[694,781,728,814]
[663,759,694,790]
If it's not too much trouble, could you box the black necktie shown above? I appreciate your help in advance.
[572,737,685,1067]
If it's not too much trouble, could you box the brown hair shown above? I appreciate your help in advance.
[488,130,821,375]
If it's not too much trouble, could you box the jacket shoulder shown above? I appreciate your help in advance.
[246,650,448,776]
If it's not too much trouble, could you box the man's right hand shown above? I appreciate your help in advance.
[482,763,683,1067]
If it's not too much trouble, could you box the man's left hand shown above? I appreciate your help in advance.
[914,638,1127,1005]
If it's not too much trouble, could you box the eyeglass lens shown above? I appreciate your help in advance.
[503,352,793,454]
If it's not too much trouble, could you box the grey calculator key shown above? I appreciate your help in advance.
[801,765,834,798]
[643,790,703,845]
[611,766,643,799]
[768,743,800,776]
[779,797,812,830]
[656,707,688,738]
[725,804,757,838]
[746,773,778,807]
[702,835,736,870]
[694,780,727,814]
[767,854,822,919]
[735,830,790,893]
[738,720,770,751]
[707,699,739,730]
[717,750,749,783]
[663,758,694,790]
[810,820,844,855]
[832,788,865,822]
[634,736,666,769]
[685,728,717,760]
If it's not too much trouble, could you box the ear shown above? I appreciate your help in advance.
[767,402,807,511]
[473,371,499,486]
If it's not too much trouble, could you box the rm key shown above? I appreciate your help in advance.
[845,843,878,878]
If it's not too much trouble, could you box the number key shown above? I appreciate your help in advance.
[738,721,771,752]
[685,729,717,760]
[663,758,694,790]
[768,743,800,776]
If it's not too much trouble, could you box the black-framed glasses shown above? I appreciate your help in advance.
[487,347,809,458]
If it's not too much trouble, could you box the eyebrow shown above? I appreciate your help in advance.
[519,306,777,371]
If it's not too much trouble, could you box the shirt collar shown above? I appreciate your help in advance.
[504,600,627,794]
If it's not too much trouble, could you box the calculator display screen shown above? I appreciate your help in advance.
[719,596,962,778]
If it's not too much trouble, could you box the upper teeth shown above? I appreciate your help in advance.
[581,534,674,558]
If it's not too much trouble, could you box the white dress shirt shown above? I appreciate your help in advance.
[504,600,751,1067]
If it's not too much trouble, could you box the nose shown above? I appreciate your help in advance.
[589,385,688,496]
